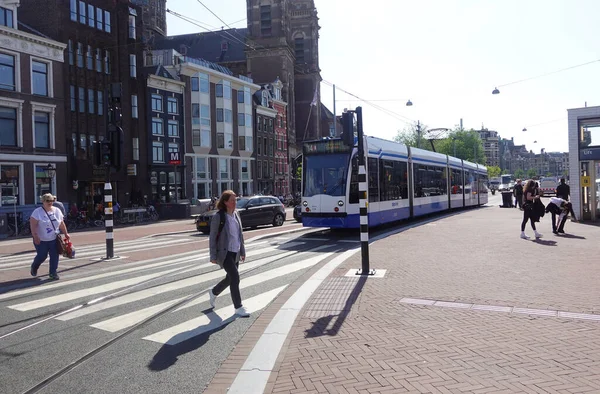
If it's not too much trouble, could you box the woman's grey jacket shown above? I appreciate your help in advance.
[209,210,245,268]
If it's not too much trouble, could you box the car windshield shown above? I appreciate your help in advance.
[236,198,251,208]
[303,153,349,197]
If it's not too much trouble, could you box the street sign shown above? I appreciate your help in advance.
[169,151,181,165]
[581,176,591,187]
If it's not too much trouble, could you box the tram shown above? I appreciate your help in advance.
[300,136,488,229]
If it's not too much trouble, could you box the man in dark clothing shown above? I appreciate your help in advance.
[513,179,524,210]
[555,178,576,221]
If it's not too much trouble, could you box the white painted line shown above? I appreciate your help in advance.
[399,298,436,306]
[228,247,360,394]
[9,265,188,311]
[434,301,473,309]
[344,269,387,278]
[513,308,558,317]
[558,311,600,321]
[471,304,512,313]
[142,286,287,345]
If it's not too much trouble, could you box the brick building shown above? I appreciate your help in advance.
[18,0,148,210]
[0,0,67,219]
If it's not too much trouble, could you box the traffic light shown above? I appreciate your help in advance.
[100,141,112,166]
[341,111,355,146]
[109,125,124,171]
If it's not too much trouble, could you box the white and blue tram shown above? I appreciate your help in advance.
[300,136,488,229]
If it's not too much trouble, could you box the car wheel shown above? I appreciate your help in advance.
[273,213,284,227]
[199,229,209,234]
[295,217,302,223]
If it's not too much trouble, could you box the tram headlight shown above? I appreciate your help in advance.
[334,207,339,212]
[302,201,308,207]
[337,200,344,206]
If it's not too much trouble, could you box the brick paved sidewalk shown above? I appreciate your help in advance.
[261,199,600,393]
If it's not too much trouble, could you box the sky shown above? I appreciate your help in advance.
[166,0,600,154]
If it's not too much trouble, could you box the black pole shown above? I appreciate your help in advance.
[355,106,374,276]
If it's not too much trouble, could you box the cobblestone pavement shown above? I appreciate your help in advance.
[208,195,600,393]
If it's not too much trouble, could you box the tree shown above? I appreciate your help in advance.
[432,128,486,164]
[527,168,537,179]
[514,169,525,179]
[394,122,432,151]
[487,166,502,178]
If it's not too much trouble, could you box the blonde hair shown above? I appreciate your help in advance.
[216,190,236,211]
[41,193,56,202]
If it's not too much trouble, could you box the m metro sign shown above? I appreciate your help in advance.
[169,151,181,165]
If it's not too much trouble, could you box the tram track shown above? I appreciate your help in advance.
[2,241,343,394]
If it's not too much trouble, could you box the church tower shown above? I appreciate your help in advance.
[289,0,321,143]
[141,0,167,44]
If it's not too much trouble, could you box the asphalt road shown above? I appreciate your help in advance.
[0,227,352,394]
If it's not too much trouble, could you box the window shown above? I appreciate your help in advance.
[238,136,245,151]
[192,129,201,146]
[0,165,20,205]
[260,5,272,35]
[0,107,17,147]
[104,51,110,74]
[225,131,233,149]
[79,1,86,24]
[87,88,94,114]
[217,132,224,148]
[152,118,163,135]
[192,103,200,125]
[219,159,229,179]
[216,108,224,122]
[195,157,209,180]
[133,138,139,160]
[70,85,76,111]
[167,97,177,114]
[223,81,231,99]
[224,109,232,123]
[201,128,210,147]
[245,136,253,152]
[128,15,136,39]
[78,87,85,112]
[246,114,252,128]
[129,54,136,78]
[88,4,95,27]
[96,8,103,30]
[295,37,305,63]
[131,95,138,118]
[152,141,164,163]
[238,113,245,126]
[95,49,102,72]
[168,120,178,137]
[241,160,249,180]
[151,94,162,112]
[86,45,93,70]
[97,91,103,115]
[216,83,223,97]
[257,137,261,155]
[68,41,74,65]
[199,73,209,93]
[70,0,77,21]
[77,43,83,67]
[413,164,447,198]
[244,87,251,106]
[0,53,15,91]
[237,91,244,103]
[0,6,12,28]
[35,165,54,201]
[379,160,408,201]
[168,143,179,154]
[104,10,111,32]
[34,112,50,148]
[201,105,210,125]
[258,161,262,178]
[191,77,199,91]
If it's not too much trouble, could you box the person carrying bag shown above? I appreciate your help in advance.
[30,193,71,280]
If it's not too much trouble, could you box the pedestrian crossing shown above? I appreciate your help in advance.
[1,238,341,346]
[0,236,200,270]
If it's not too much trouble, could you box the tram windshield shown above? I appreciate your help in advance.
[303,153,350,197]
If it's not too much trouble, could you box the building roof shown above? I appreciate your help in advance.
[156,28,248,64]
[146,64,178,81]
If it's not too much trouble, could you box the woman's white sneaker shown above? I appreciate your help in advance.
[235,306,250,317]
[208,289,217,308]
[534,231,543,239]
[520,232,530,239]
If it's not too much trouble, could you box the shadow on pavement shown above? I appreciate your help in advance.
[533,239,557,246]
[0,277,48,295]
[558,233,586,240]
[304,275,367,338]
[147,312,235,372]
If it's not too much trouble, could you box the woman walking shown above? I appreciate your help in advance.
[520,180,542,239]
[30,193,70,280]
[208,190,249,317]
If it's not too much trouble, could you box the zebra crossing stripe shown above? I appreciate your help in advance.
[142,286,287,345]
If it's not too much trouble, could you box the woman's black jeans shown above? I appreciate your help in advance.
[521,204,536,231]
[212,251,242,309]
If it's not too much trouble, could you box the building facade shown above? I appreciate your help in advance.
[477,127,500,167]
[145,64,185,204]
[0,0,67,217]
[147,49,260,200]
[18,0,148,210]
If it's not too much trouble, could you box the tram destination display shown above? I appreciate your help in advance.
[303,139,352,154]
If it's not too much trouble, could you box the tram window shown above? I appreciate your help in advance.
[413,164,447,198]
[379,159,408,201]
[451,169,463,194]
[349,155,359,204]
[368,157,379,202]
[479,175,489,193]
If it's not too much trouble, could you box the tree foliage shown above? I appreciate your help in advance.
[514,169,525,180]
[394,122,432,151]
[487,166,502,178]
[527,168,538,179]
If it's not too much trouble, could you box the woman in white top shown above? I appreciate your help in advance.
[30,193,70,280]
